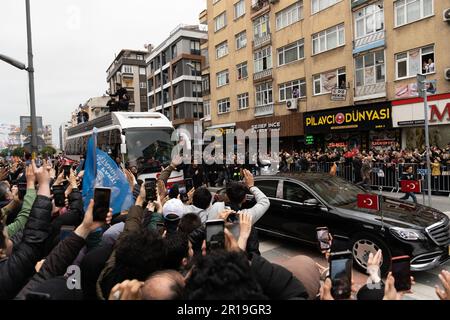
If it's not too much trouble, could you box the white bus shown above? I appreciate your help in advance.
[65,112,184,186]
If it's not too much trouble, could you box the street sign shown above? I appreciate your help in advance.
[331,88,347,101]
[305,135,314,145]
[417,168,428,176]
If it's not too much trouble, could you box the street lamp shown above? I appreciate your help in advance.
[186,62,201,120]
[0,0,38,155]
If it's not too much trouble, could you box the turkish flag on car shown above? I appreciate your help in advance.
[357,194,380,211]
[401,180,421,193]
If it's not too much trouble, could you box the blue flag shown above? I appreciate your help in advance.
[82,131,134,214]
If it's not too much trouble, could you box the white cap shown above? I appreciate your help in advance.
[162,198,185,221]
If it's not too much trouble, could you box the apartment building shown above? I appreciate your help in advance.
[106,49,148,112]
[202,0,450,151]
[147,25,208,138]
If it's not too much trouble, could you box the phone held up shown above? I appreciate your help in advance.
[205,219,225,252]
[329,251,353,300]
[184,178,194,191]
[52,185,66,208]
[93,187,111,221]
[145,178,157,202]
[391,255,411,292]
[316,226,331,251]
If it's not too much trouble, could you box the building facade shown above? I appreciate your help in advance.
[106,49,148,112]
[146,24,208,138]
[59,122,71,151]
[202,0,450,151]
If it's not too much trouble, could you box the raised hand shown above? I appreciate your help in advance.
[74,199,113,239]
[33,159,52,197]
[25,164,36,189]
[436,270,450,300]
[109,280,143,300]
[242,169,254,188]
[238,213,252,251]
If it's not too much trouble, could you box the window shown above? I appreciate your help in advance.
[235,31,247,50]
[276,1,303,30]
[218,98,230,114]
[312,24,345,54]
[193,83,202,96]
[139,67,146,75]
[214,12,227,32]
[355,50,385,87]
[171,44,178,59]
[237,62,248,80]
[238,93,249,110]
[278,39,304,66]
[217,70,229,87]
[354,2,384,39]
[137,55,144,61]
[216,41,229,59]
[279,79,306,102]
[313,68,346,95]
[203,100,211,116]
[284,182,314,203]
[254,180,278,198]
[122,65,133,73]
[189,61,201,76]
[190,40,200,54]
[253,14,270,39]
[202,75,210,93]
[311,0,340,14]
[395,45,435,79]
[234,0,245,19]
[140,82,147,89]
[254,46,273,73]
[255,82,273,106]
[395,0,433,27]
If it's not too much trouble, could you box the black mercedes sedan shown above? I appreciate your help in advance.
[252,173,450,274]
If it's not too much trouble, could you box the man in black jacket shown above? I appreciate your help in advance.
[110,83,130,111]
[0,159,53,299]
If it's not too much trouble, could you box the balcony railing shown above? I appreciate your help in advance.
[253,33,271,50]
[354,82,386,100]
[251,0,269,11]
[253,68,273,82]
[353,30,385,54]
[255,104,274,117]
[351,0,371,8]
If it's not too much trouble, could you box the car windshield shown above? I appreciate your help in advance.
[125,128,175,174]
[306,176,364,206]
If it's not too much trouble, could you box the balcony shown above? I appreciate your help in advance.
[353,30,385,55]
[354,82,386,101]
[351,0,371,9]
[252,0,278,11]
[253,33,271,50]
[255,104,274,117]
[253,68,273,82]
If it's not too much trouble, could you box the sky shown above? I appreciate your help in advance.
[0,0,206,147]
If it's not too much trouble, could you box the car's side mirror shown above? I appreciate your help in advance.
[304,198,319,206]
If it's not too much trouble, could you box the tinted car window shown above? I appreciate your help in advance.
[305,176,362,206]
[254,180,278,198]
[283,181,314,203]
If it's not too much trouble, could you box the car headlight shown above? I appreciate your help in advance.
[390,227,426,241]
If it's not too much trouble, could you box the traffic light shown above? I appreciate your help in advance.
[417,73,426,98]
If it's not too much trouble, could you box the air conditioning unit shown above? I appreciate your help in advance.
[444,8,450,22]
[445,68,450,81]
[286,98,298,110]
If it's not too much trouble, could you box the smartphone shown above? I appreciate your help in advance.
[25,291,51,300]
[185,178,194,191]
[205,219,225,251]
[329,251,353,300]
[145,178,157,202]
[52,185,66,208]
[63,165,71,178]
[316,227,331,251]
[93,188,111,221]
[391,256,411,292]
[60,225,75,241]
[330,235,351,253]
[18,182,28,201]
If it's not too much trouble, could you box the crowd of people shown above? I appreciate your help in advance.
[0,152,449,301]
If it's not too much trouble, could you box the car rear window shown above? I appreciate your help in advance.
[254,180,278,198]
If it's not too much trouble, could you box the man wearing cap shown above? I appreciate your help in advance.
[162,198,185,235]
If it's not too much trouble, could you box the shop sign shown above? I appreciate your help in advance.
[331,88,347,101]
[392,96,450,128]
[304,103,392,134]
[250,122,281,133]
[305,135,314,145]
[372,139,396,146]
[328,142,348,148]
[395,80,437,99]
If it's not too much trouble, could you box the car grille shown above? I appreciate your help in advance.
[425,219,450,246]
[411,251,443,265]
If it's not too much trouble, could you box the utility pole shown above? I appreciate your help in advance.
[26,0,38,155]
[417,73,432,207]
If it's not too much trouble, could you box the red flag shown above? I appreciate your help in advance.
[401,180,421,193]
[357,194,380,211]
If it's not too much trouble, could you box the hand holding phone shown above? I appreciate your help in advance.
[329,251,353,300]
[93,188,111,221]
[391,256,411,292]
[205,219,225,251]
[185,178,194,192]
[145,178,157,202]
[316,227,331,252]
[52,185,66,208]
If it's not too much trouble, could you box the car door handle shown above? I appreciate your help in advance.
[281,204,292,209]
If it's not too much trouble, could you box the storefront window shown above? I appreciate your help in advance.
[403,126,450,149]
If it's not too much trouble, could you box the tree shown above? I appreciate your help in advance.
[12,147,25,157]
[40,146,57,157]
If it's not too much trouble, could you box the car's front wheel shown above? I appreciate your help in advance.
[351,233,391,276]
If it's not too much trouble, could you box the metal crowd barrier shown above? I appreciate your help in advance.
[288,161,450,194]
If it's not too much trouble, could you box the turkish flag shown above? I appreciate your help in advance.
[401,180,421,193]
[357,194,380,211]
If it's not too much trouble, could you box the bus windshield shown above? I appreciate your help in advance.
[125,128,175,174]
